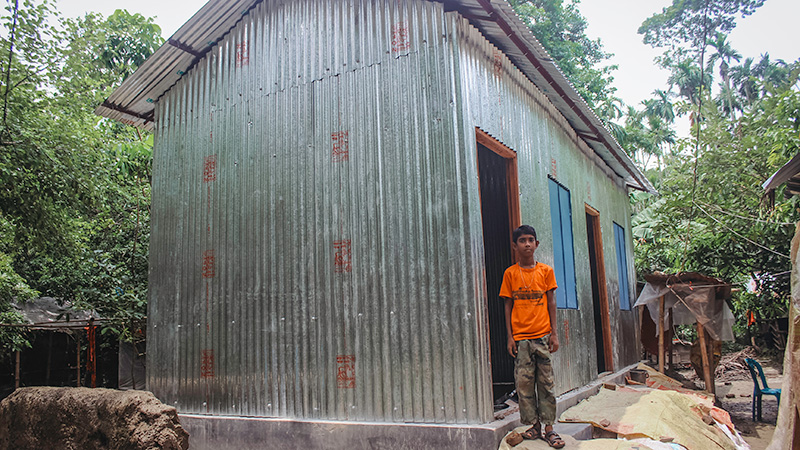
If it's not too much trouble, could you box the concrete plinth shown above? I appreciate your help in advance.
[180,362,640,449]
[181,415,509,450]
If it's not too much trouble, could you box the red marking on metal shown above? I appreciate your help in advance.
[210,131,213,143]
[550,158,557,178]
[201,349,215,378]
[336,354,356,388]
[391,22,410,53]
[563,319,570,346]
[203,155,218,183]
[493,49,503,76]
[202,250,216,278]
[333,240,352,273]
[207,184,213,214]
[235,41,249,68]
[331,131,349,162]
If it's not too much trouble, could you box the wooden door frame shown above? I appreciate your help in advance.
[476,128,521,247]
[585,204,614,372]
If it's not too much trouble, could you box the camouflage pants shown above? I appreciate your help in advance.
[514,336,556,425]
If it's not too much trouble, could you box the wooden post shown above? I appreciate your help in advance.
[14,350,20,389]
[697,321,714,395]
[658,295,665,373]
[668,310,674,371]
[76,334,81,387]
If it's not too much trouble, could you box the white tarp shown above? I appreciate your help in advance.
[634,282,734,341]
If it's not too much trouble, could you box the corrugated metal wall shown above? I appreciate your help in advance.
[451,17,640,396]
[149,0,494,423]
[149,0,641,424]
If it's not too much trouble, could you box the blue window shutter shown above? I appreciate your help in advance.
[614,223,631,310]
[549,179,566,308]
[558,187,577,308]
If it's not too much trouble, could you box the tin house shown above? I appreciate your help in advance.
[97,0,654,448]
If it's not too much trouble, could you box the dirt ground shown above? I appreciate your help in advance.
[715,365,782,450]
[675,353,783,450]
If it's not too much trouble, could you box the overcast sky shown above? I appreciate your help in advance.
[59,0,798,120]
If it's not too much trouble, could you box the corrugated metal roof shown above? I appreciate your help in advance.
[763,152,800,194]
[95,0,654,193]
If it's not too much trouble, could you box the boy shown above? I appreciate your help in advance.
[499,225,564,448]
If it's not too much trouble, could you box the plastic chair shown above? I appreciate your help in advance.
[744,358,781,421]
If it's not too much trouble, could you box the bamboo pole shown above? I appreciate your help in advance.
[658,295,665,373]
[697,321,714,394]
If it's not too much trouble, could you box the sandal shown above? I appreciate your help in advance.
[520,422,541,440]
[544,430,565,448]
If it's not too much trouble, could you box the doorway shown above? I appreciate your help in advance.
[476,128,520,399]
[585,205,613,373]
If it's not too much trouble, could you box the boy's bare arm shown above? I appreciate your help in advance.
[503,297,516,357]
[546,289,559,353]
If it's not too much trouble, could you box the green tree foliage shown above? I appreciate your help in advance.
[639,0,764,49]
[633,85,799,334]
[508,0,619,113]
[0,0,161,351]
[626,1,797,346]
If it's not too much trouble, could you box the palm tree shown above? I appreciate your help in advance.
[716,84,743,118]
[729,57,756,107]
[668,59,711,108]
[706,33,741,118]
[596,95,625,122]
[643,89,675,124]
[754,53,794,94]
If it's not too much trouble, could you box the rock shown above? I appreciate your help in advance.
[741,393,751,397]
[0,387,189,450]
[725,393,736,398]
[724,382,732,385]
[603,383,617,390]
[600,419,611,427]
[660,436,674,442]
[702,414,715,425]
[505,431,523,446]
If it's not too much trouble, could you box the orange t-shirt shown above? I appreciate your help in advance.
[499,262,558,341]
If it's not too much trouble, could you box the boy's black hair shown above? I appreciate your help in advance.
[512,225,537,243]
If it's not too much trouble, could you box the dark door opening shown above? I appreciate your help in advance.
[586,206,613,374]
[476,129,520,400]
